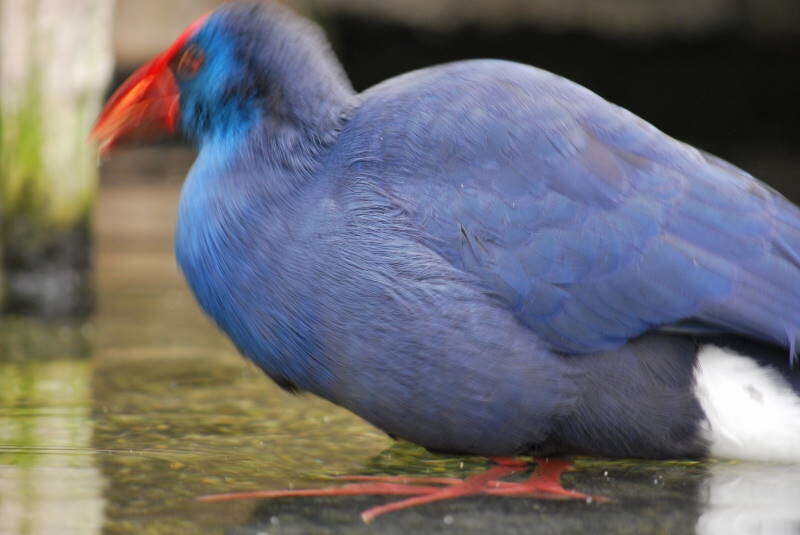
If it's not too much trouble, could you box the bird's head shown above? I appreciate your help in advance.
[91,2,352,154]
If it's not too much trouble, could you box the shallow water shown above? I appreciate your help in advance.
[1,148,799,534]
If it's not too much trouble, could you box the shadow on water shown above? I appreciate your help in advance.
[1,147,800,534]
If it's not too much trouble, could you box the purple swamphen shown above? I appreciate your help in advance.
[92,1,800,522]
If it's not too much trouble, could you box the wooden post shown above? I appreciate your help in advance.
[0,0,114,316]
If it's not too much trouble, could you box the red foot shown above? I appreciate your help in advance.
[198,458,605,522]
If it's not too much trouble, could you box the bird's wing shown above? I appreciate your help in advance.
[360,61,800,354]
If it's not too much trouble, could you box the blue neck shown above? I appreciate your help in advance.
[183,90,357,184]
[181,96,257,149]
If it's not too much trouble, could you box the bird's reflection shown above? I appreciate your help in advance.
[236,447,800,534]
[697,461,800,535]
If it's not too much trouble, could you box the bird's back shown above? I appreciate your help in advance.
[331,58,800,357]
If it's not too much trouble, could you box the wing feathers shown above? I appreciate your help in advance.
[354,60,800,354]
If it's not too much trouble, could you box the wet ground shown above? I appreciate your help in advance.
[2,147,800,534]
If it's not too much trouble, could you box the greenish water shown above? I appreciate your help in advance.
[1,148,799,534]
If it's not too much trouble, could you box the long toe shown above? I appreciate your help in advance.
[198,459,600,522]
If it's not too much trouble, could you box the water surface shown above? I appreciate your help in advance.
[1,148,798,534]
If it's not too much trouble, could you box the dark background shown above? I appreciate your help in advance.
[324,15,800,199]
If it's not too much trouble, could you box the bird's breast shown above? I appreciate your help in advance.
[174,165,330,391]
[175,168,262,342]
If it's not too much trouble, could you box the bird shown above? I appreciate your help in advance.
[91,0,800,522]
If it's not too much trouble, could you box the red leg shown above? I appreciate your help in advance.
[332,474,464,485]
[198,482,444,501]
[198,457,603,522]
[486,459,607,501]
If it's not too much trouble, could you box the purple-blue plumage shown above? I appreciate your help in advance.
[159,2,800,459]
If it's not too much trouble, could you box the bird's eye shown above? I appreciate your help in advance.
[176,44,204,79]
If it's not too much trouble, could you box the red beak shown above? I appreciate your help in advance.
[90,59,180,154]
[90,13,209,155]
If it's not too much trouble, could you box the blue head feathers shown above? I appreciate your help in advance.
[175,2,354,148]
